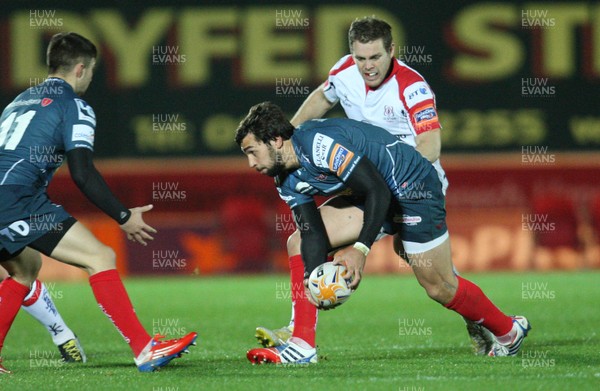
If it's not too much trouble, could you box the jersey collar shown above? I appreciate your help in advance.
[46,77,67,84]
[45,77,73,92]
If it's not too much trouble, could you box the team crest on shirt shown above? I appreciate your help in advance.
[340,92,352,107]
[41,98,53,107]
[383,105,398,122]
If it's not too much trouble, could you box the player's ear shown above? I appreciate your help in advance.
[389,42,395,57]
[273,136,284,149]
[74,63,85,79]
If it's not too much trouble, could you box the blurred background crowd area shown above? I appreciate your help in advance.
[1,0,599,279]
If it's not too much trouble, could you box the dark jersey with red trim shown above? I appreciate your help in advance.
[276,118,435,209]
[0,78,95,189]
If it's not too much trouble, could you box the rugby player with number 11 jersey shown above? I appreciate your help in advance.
[0,32,197,374]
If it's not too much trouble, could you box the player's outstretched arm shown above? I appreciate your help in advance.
[290,83,335,127]
[66,148,157,245]
[333,158,391,289]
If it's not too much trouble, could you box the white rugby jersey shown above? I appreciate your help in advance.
[322,55,448,191]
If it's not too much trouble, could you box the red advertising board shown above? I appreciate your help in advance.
[38,154,600,281]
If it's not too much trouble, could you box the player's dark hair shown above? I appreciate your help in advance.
[348,16,393,52]
[235,102,294,146]
[47,32,97,73]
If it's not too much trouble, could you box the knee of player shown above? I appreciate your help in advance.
[422,283,444,303]
[423,280,456,304]
[24,258,42,281]
[94,245,117,268]
[9,256,41,285]
[286,230,301,255]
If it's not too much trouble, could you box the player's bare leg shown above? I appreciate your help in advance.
[406,237,457,304]
[49,221,197,371]
[407,237,530,356]
[288,196,366,255]
[0,248,40,287]
[395,233,494,355]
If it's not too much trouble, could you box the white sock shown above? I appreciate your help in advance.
[496,323,517,345]
[288,301,295,329]
[289,336,314,350]
[21,280,76,346]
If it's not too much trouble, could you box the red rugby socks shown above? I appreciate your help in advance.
[289,255,317,347]
[89,269,151,356]
[0,278,30,352]
[445,275,513,336]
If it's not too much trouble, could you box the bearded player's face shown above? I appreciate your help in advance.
[351,39,394,89]
[240,134,286,177]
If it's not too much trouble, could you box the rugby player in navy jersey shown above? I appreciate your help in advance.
[253,16,498,360]
[236,102,530,364]
[0,32,196,374]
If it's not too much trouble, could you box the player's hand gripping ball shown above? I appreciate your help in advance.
[308,262,353,309]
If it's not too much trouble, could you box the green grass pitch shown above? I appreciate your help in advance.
[1,271,599,390]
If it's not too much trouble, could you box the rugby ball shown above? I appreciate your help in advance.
[308,262,353,309]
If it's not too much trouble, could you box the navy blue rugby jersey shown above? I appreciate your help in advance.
[276,118,437,209]
[0,77,95,189]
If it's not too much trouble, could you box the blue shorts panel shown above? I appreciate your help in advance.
[389,169,447,243]
[345,169,447,245]
[0,185,72,254]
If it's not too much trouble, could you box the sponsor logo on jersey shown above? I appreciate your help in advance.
[329,144,354,175]
[403,81,433,108]
[400,215,422,226]
[312,133,334,169]
[41,98,53,107]
[72,124,95,146]
[414,106,437,123]
[412,104,439,132]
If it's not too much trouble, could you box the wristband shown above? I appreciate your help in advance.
[117,210,132,225]
[353,242,370,257]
